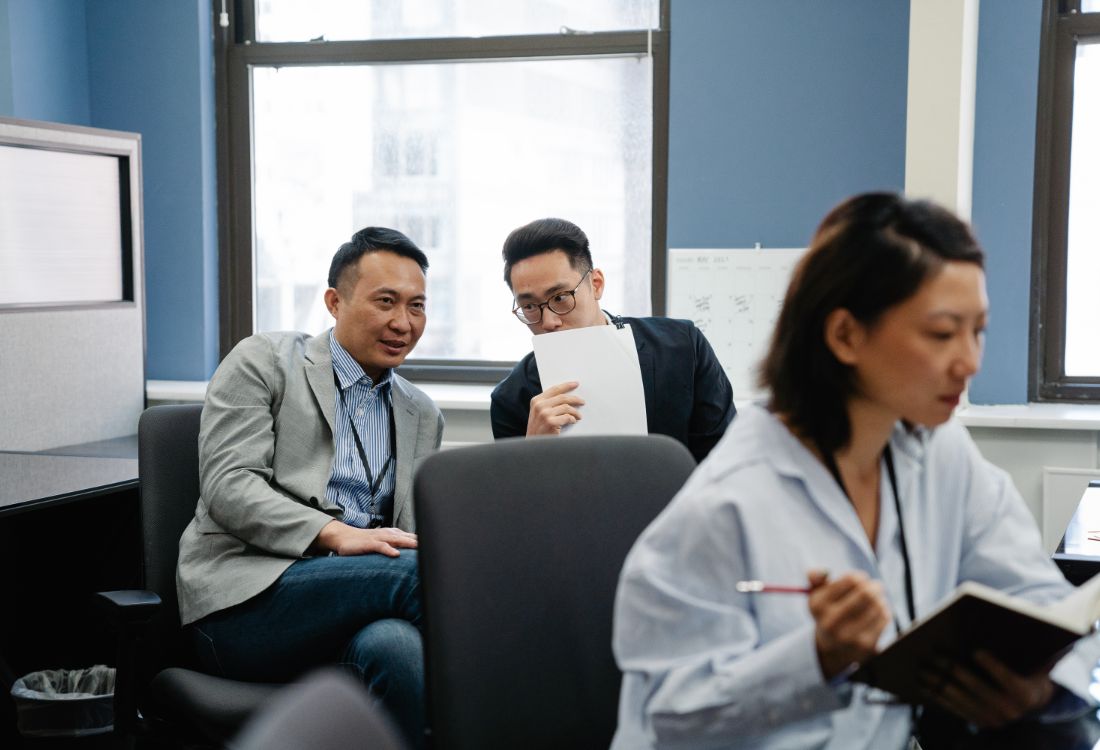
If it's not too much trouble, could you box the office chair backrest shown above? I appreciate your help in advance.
[415,434,697,750]
[137,403,203,662]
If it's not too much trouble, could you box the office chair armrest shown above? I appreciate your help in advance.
[94,589,162,628]
[94,590,163,740]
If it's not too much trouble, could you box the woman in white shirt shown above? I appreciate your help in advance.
[611,192,1096,749]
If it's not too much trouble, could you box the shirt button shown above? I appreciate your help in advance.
[356,408,364,417]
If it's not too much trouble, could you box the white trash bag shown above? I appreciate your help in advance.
[11,665,115,738]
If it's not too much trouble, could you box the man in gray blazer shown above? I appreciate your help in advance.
[176,227,443,747]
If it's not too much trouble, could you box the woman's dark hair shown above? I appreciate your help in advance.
[501,218,593,287]
[760,192,985,453]
[328,226,428,291]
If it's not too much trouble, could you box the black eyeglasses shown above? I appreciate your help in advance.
[512,269,591,325]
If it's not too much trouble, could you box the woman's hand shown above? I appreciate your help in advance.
[919,650,1056,728]
[808,570,893,679]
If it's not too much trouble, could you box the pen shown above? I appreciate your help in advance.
[735,580,812,594]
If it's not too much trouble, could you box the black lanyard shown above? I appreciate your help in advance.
[823,443,925,738]
[338,381,396,525]
[820,444,917,628]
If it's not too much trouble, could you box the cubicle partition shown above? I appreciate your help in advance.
[0,117,145,451]
[1,119,147,747]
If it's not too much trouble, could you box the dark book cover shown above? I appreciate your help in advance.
[852,592,1082,703]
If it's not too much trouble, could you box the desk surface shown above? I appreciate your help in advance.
[0,435,138,516]
[36,433,139,459]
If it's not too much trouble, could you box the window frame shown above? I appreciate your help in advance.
[213,0,671,383]
[1031,0,1100,400]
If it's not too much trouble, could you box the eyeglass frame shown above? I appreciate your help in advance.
[511,268,592,325]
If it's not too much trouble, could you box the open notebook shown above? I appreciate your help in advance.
[852,572,1100,703]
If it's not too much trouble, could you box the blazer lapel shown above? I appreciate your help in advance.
[635,338,655,429]
[304,332,337,436]
[389,378,420,529]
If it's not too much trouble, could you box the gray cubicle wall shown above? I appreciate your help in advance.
[0,117,145,451]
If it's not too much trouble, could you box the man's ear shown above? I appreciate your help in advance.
[590,268,605,301]
[823,308,865,366]
[323,287,340,319]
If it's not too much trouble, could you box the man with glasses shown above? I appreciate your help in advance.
[491,217,736,461]
[175,227,442,748]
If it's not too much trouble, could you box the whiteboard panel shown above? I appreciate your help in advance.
[0,145,124,305]
[667,248,805,404]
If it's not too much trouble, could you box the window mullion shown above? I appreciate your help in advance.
[232,30,655,66]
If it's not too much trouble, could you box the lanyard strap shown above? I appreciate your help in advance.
[823,442,922,734]
[338,382,396,516]
[882,447,916,626]
[820,444,916,626]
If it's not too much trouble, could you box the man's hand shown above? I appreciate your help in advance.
[526,381,585,436]
[918,650,1056,729]
[808,570,892,679]
[313,520,418,557]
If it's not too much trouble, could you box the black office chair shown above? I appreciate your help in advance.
[97,404,279,747]
[414,434,697,750]
[234,669,409,750]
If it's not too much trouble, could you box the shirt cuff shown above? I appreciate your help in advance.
[1033,685,1092,724]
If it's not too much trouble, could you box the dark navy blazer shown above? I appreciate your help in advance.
[489,314,736,462]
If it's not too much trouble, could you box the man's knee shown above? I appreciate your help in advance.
[343,618,424,686]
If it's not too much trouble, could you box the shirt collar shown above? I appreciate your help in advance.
[738,403,929,480]
[602,309,626,328]
[329,330,392,392]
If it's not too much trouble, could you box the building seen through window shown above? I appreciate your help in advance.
[1063,41,1100,377]
[1032,0,1100,399]
[246,0,658,365]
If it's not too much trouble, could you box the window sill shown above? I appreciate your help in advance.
[146,380,206,402]
[149,382,1100,429]
[416,383,493,411]
[146,380,494,411]
[957,403,1100,431]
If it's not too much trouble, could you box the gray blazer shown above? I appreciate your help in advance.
[176,330,444,625]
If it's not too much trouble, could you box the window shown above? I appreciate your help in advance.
[1032,0,1100,399]
[216,1,669,381]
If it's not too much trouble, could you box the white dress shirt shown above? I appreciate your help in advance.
[612,404,1098,749]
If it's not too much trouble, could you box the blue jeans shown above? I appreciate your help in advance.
[190,551,423,746]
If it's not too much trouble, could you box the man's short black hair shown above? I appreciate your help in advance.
[501,218,593,288]
[328,226,429,291]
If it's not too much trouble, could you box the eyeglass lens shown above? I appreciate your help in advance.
[513,271,589,324]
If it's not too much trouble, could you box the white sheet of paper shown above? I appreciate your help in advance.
[532,323,648,437]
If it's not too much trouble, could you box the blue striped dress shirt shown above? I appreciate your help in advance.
[325,331,396,528]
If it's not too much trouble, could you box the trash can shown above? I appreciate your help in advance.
[10,665,115,739]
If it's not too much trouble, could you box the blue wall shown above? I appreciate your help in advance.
[5,0,89,125]
[0,1,14,113]
[969,0,1042,405]
[0,0,218,381]
[86,0,219,380]
[0,0,1050,399]
[667,0,909,249]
